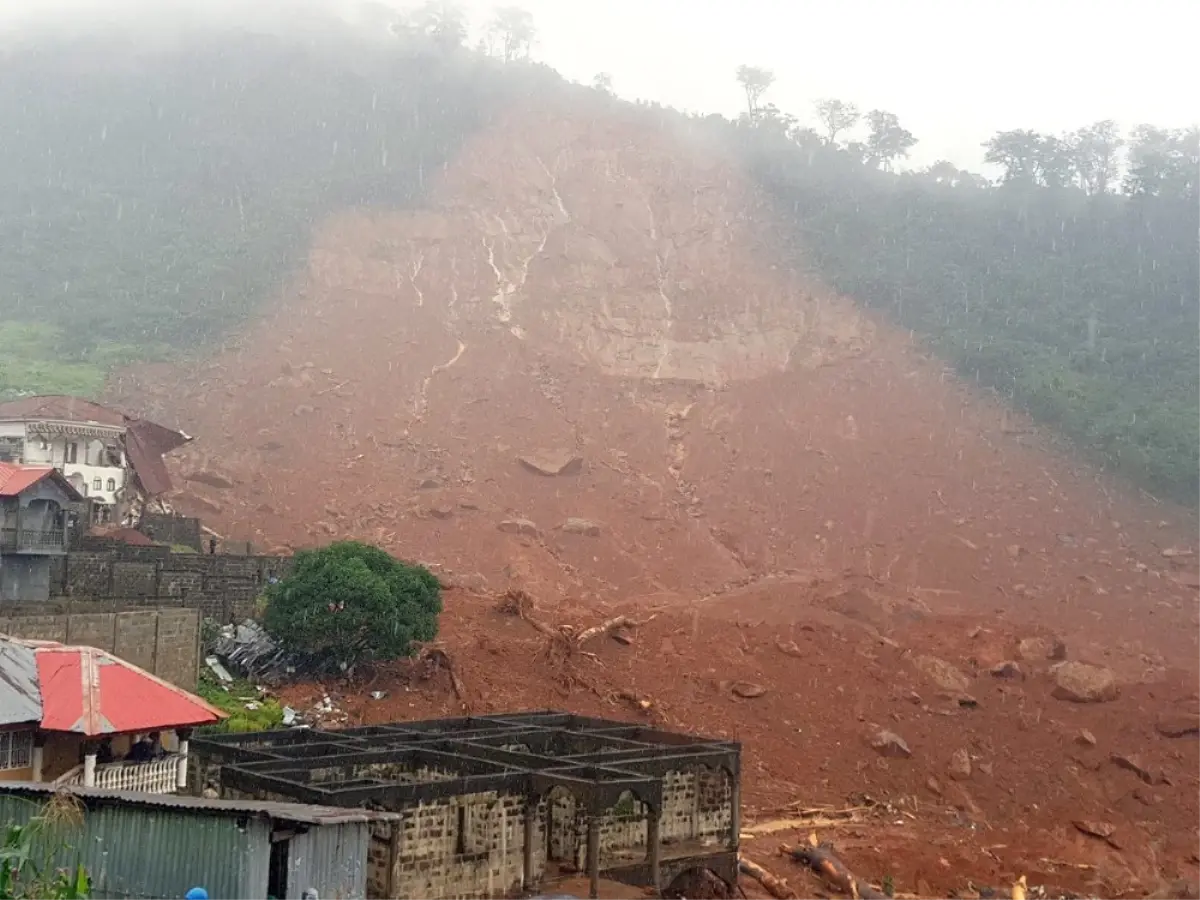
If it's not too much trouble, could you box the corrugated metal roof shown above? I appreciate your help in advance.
[36,642,225,735]
[0,785,273,900]
[0,636,225,735]
[0,395,128,427]
[0,782,400,825]
[0,640,42,726]
[0,462,85,500]
[0,462,53,497]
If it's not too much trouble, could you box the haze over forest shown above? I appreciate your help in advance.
[0,0,1196,503]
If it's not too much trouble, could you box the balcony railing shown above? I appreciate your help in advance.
[0,526,67,552]
[56,755,181,794]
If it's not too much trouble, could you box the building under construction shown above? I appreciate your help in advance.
[191,711,741,899]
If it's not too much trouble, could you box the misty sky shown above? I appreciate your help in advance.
[4,0,1197,169]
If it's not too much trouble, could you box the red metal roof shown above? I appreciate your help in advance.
[0,462,56,497]
[27,642,225,736]
[0,462,85,500]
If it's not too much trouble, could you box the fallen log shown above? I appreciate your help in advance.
[784,843,887,899]
[573,615,643,646]
[415,646,465,700]
[738,856,795,899]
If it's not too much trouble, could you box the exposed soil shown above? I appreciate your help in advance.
[109,96,1200,899]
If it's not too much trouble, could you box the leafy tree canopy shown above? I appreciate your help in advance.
[263,541,442,671]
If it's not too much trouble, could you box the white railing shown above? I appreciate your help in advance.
[59,756,180,794]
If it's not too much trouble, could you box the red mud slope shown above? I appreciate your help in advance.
[110,97,1199,898]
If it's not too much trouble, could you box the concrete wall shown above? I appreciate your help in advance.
[0,555,52,604]
[0,607,201,690]
[42,547,294,624]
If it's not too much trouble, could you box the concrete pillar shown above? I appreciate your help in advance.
[647,808,662,895]
[728,774,741,849]
[522,801,537,890]
[83,752,97,787]
[586,815,600,900]
[176,739,190,790]
[31,736,45,783]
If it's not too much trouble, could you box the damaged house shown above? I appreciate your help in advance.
[192,711,741,900]
[0,395,190,525]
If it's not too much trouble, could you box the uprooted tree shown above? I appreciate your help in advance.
[263,541,441,672]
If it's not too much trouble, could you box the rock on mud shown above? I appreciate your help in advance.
[517,450,584,477]
[559,517,602,537]
[498,518,540,537]
[869,729,912,759]
[1017,635,1068,662]
[913,655,971,694]
[947,748,972,781]
[1051,661,1119,703]
[1156,713,1200,738]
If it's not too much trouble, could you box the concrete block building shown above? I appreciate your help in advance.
[192,711,741,899]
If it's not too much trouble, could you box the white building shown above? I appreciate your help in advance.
[0,396,190,524]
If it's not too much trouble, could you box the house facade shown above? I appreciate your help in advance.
[0,636,224,792]
[0,463,81,603]
[0,395,191,525]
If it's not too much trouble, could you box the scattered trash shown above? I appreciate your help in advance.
[204,657,234,684]
[370,690,388,700]
[281,706,298,726]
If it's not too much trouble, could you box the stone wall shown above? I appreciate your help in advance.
[139,514,203,552]
[381,789,539,900]
[0,607,201,689]
[545,767,735,871]
[42,546,294,624]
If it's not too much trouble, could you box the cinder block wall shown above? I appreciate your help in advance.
[0,608,201,689]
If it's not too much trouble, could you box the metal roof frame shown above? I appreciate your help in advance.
[194,711,740,815]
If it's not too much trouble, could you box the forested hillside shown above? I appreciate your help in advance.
[0,16,553,394]
[722,85,1198,502]
[0,5,1195,502]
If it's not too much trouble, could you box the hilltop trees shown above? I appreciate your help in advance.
[735,65,775,121]
[484,6,537,62]
[726,73,1197,500]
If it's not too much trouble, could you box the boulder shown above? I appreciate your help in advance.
[869,729,912,759]
[498,518,540,537]
[429,505,454,520]
[517,451,584,477]
[1017,635,1068,662]
[731,682,767,699]
[947,748,972,781]
[560,517,602,537]
[1156,713,1200,738]
[990,661,1024,680]
[913,655,971,694]
[1051,661,1119,703]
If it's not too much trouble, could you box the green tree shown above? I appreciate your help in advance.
[735,65,775,121]
[864,110,917,171]
[983,129,1044,184]
[1069,119,1123,194]
[485,7,537,62]
[813,98,860,145]
[395,1,469,51]
[1125,125,1199,198]
[263,541,441,671]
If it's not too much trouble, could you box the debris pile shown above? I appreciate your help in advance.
[209,619,297,685]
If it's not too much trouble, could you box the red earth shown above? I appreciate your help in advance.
[109,95,1199,899]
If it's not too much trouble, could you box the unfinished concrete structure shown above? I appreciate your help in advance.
[191,711,741,899]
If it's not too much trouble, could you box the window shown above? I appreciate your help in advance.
[106,478,116,492]
[0,730,34,771]
[65,442,78,464]
[92,477,102,492]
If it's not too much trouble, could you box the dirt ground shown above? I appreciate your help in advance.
[109,96,1200,899]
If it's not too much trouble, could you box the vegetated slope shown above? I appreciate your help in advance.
[737,128,1199,503]
[0,24,551,396]
[107,89,1200,899]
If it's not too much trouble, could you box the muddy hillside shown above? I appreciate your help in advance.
[111,99,1200,898]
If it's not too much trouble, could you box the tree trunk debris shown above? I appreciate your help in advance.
[414,645,465,703]
[737,856,795,899]
[783,842,887,899]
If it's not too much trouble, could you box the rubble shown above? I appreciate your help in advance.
[209,619,297,685]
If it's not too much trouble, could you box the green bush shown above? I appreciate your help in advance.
[262,541,441,671]
[195,675,285,734]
